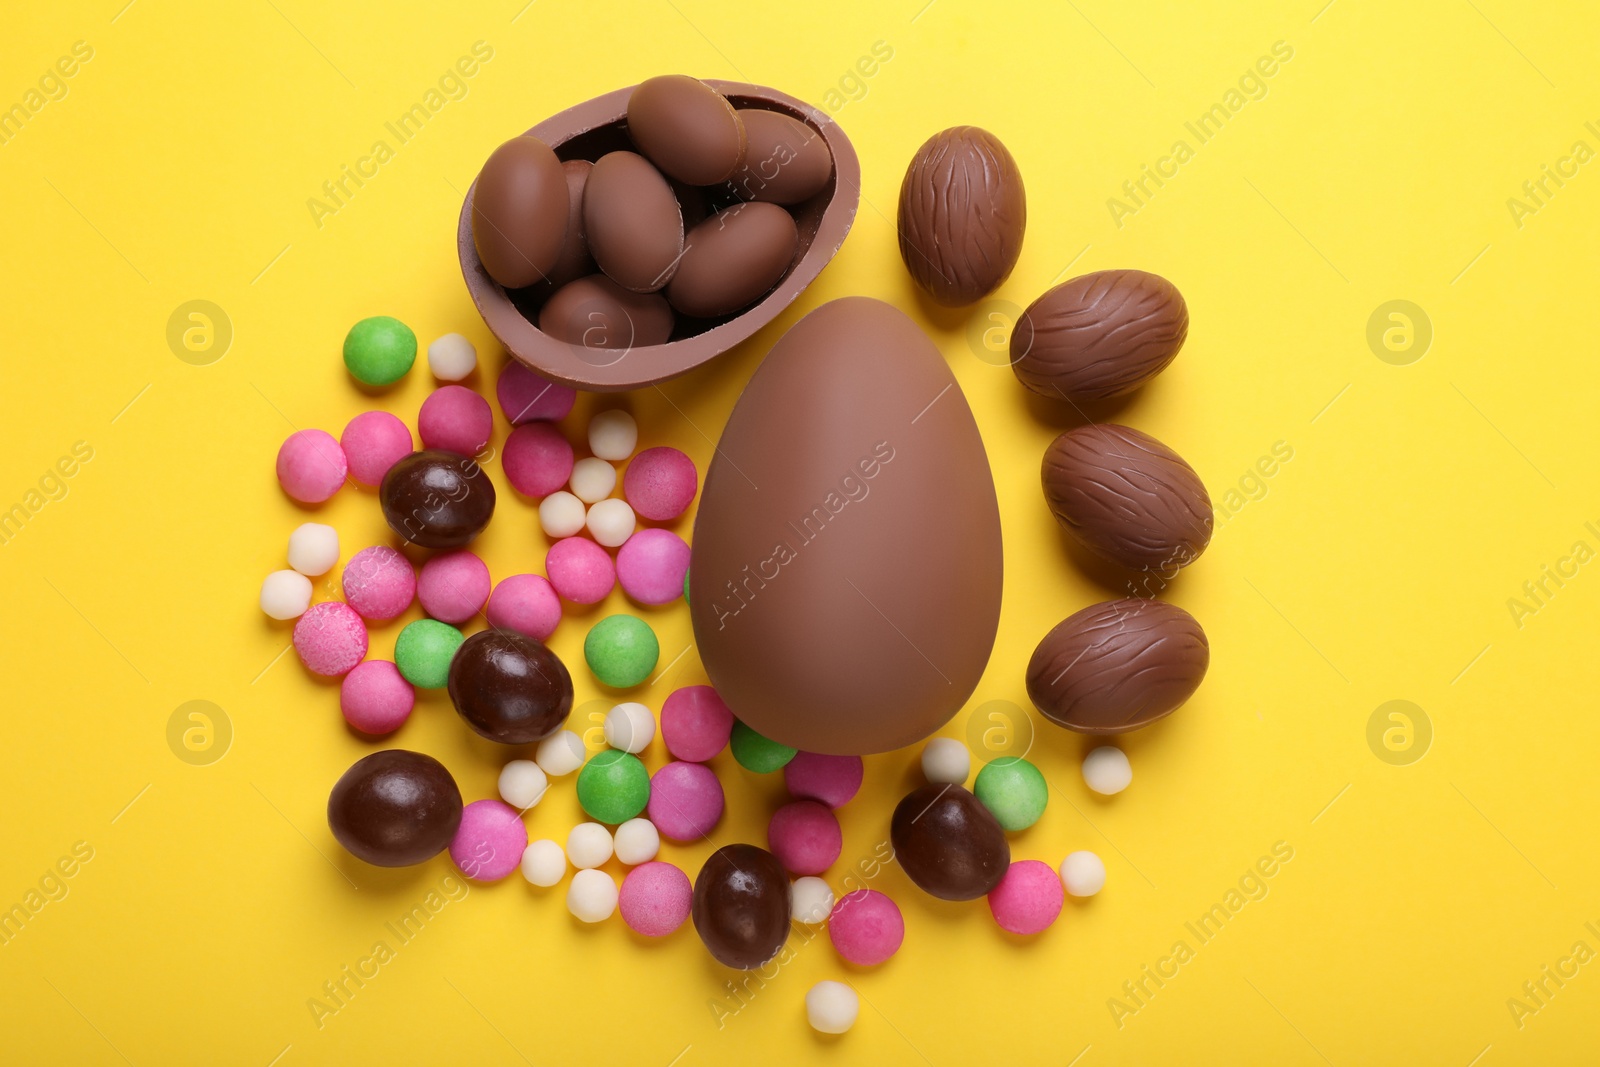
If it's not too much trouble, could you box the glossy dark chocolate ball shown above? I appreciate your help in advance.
[447,629,573,744]
[691,844,790,969]
[890,783,1009,900]
[379,450,496,549]
[327,750,463,867]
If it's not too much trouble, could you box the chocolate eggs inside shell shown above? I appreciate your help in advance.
[584,150,684,292]
[691,844,790,968]
[626,75,746,186]
[890,784,1009,900]
[897,126,1026,306]
[471,135,569,289]
[1012,270,1188,402]
[379,450,497,549]
[1042,424,1212,573]
[1027,598,1209,734]
[539,274,675,352]
[727,108,833,204]
[447,629,574,744]
[689,297,1002,754]
[543,160,596,291]
[665,202,799,319]
[327,750,463,867]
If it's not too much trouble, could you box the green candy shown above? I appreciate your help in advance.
[683,567,690,605]
[343,316,417,386]
[584,614,659,688]
[576,750,650,824]
[973,756,1048,831]
[394,619,464,688]
[730,720,796,773]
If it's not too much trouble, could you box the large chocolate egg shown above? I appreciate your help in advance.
[897,126,1026,306]
[890,784,1009,900]
[379,450,496,549]
[447,629,573,744]
[689,297,1002,754]
[665,202,798,319]
[584,150,684,293]
[327,750,463,867]
[471,135,569,289]
[691,844,790,968]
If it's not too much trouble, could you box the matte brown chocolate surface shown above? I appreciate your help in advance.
[1012,270,1188,402]
[897,126,1026,307]
[890,784,1009,900]
[626,75,747,186]
[327,750,463,867]
[447,629,573,745]
[379,450,497,549]
[1042,424,1212,573]
[689,297,1002,755]
[727,108,832,205]
[1026,598,1209,734]
[665,202,799,319]
[544,159,596,291]
[583,150,684,293]
[539,274,674,351]
[470,136,569,290]
[691,844,790,969]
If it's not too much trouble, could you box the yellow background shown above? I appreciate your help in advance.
[3,0,1598,1063]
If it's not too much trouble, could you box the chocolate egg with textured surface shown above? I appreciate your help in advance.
[727,109,832,204]
[543,160,596,291]
[666,203,799,319]
[689,297,1002,754]
[897,126,1025,306]
[1012,270,1188,402]
[448,629,574,744]
[471,135,569,289]
[539,274,674,353]
[890,784,1009,900]
[328,750,463,867]
[585,151,684,293]
[627,75,746,186]
[1027,599,1208,733]
[1042,424,1211,573]
[380,449,496,549]
[692,844,790,968]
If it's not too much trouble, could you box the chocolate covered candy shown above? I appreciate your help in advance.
[471,135,569,289]
[890,784,1009,901]
[727,109,833,205]
[691,843,790,968]
[627,75,747,186]
[448,629,574,745]
[1026,598,1209,734]
[584,150,685,293]
[897,126,1025,306]
[1012,270,1188,402]
[327,750,463,867]
[379,450,496,549]
[665,202,799,319]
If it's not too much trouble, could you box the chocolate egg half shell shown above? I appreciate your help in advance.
[689,297,1002,754]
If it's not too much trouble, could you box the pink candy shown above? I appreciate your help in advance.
[276,429,348,504]
[340,411,414,487]
[496,361,576,424]
[417,550,491,624]
[339,660,415,735]
[418,385,493,457]
[485,574,561,642]
[449,799,527,882]
[619,861,692,937]
[546,536,616,604]
[622,446,697,521]
[342,546,416,620]
[646,761,725,841]
[987,860,1063,936]
[659,685,734,762]
[767,800,841,876]
[292,601,368,676]
[784,752,864,808]
[616,528,690,606]
[829,890,905,966]
[504,422,575,497]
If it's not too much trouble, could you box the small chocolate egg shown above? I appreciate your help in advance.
[627,75,746,186]
[1042,424,1212,573]
[544,159,596,291]
[1027,598,1208,734]
[379,449,497,549]
[665,202,799,319]
[539,274,675,354]
[726,109,833,205]
[691,844,790,968]
[448,629,574,745]
[897,126,1026,306]
[1012,270,1188,402]
[328,750,463,867]
[584,151,685,293]
[890,784,1009,900]
[471,135,569,290]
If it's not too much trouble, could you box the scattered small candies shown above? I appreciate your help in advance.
[497,360,576,424]
[276,429,347,504]
[623,446,698,521]
[260,570,312,620]
[646,761,724,841]
[619,861,691,936]
[659,685,734,762]
[805,981,859,1035]
[829,890,904,966]
[417,550,491,624]
[498,759,549,810]
[566,822,614,869]
[588,409,638,461]
[418,384,493,456]
[521,839,566,887]
[504,422,575,498]
[547,536,616,604]
[568,868,619,923]
[973,756,1049,831]
[428,332,477,380]
[586,498,637,548]
[790,877,835,924]
[576,750,651,824]
[1082,745,1132,795]
[287,522,340,576]
[920,737,971,785]
[342,545,416,620]
[730,720,796,773]
[339,660,415,735]
[768,800,842,875]
[986,859,1064,935]
[450,799,528,882]
[536,729,586,777]
[1060,850,1106,897]
[340,411,413,487]
[394,618,465,688]
[613,817,660,865]
[584,614,659,688]
[616,528,691,606]
[604,702,656,754]
[539,491,588,539]
[293,600,368,676]
[343,316,417,387]
[485,574,561,643]
[784,752,863,809]
[570,456,618,503]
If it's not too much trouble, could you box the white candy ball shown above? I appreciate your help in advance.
[567,868,618,922]
[921,737,970,785]
[604,702,655,753]
[805,981,859,1034]
[1060,850,1107,897]
[586,498,636,548]
[613,818,660,865]
[539,491,588,539]
[428,332,477,381]
[569,457,617,503]
[536,729,586,777]
[588,409,638,461]
[287,523,339,576]
[790,877,835,924]
[566,822,614,869]
[1083,746,1132,795]
[521,839,566,887]
[498,759,548,810]
[260,570,313,620]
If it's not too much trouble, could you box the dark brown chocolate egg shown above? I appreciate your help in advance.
[890,784,1009,900]
[379,450,496,549]
[328,750,463,867]
[584,150,685,293]
[543,159,596,291]
[1043,424,1211,573]
[471,135,569,290]
[665,202,798,319]
[691,844,790,969]
[1028,598,1208,734]
[1012,270,1188,402]
[897,126,1026,306]
[447,629,573,745]
[539,274,675,356]
[626,75,746,186]
[727,109,833,205]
